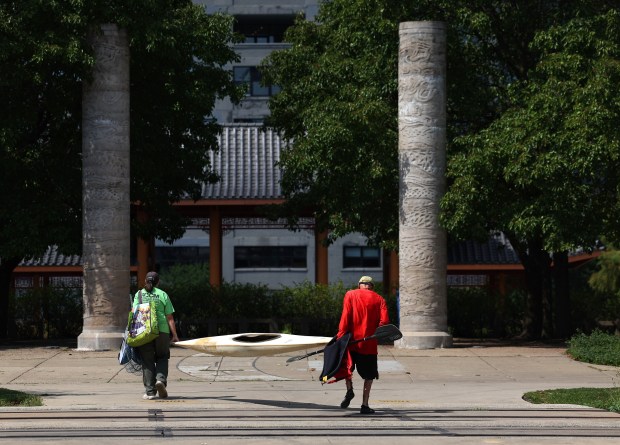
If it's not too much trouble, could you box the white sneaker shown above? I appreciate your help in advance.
[155,381,168,398]
[143,394,157,400]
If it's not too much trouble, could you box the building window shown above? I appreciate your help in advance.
[235,246,307,269]
[234,66,281,97]
[233,14,295,43]
[343,246,381,268]
[233,118,265,124]
[156,247,210,270]
[447,275,488,287]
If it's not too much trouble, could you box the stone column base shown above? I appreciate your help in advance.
[77,329,124,351]
[395,331,453,349]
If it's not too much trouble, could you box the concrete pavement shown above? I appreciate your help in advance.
[0,339,619,444]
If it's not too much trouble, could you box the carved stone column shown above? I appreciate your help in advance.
[78,24,130,350]
[397,22,452,349]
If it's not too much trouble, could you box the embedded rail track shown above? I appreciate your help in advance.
[1,407,619,441]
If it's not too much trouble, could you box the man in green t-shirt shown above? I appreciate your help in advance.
[132,271,179,400]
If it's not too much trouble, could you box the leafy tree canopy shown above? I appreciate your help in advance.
[261,0,619,338]
[261,0,441,249]
[261,0,603,248]
[441,7,620,255]
[0,0,243,266]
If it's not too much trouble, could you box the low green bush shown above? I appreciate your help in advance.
[11,287,83,339]
[567,329,620,366]
[163,270,399,337]
[162,264,274,320]
[565,255,620,334]
[447,287,525,338]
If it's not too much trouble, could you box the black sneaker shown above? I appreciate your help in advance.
[340,389,355,408]
[360,405,375,414]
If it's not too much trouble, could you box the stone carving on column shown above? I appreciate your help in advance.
[397,22,452,349]
[78,24,130,350]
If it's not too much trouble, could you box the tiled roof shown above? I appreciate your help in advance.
[18,245,82,267]
[448,232,520,264]
[15,125,524,268]
[20,236,522,268]
[202,125,285,199]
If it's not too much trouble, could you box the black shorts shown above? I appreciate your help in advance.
[350,351,379,380]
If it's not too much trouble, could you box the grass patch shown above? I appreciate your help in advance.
[0,387,43,407]
[523,330,620,413]
[523,387,620,413]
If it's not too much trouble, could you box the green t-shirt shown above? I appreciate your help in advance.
[132,287,175,334]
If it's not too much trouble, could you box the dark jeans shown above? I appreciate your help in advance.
[138,333,170,395]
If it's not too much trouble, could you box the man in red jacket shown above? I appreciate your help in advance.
[336,275,389,414]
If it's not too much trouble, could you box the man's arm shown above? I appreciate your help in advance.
[379,297,390,326]
[166,314,179,343]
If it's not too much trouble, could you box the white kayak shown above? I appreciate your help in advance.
[174,333,333,357]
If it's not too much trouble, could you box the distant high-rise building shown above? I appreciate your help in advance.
[196,1,319,123]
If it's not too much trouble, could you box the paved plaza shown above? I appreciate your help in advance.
[0,340,619,444]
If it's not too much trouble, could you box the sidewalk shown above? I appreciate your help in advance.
[0,339,619,443]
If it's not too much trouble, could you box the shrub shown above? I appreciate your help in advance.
[569,258,620,334]
[446,287,526,338]
[567,329,620,366]
[272,281,347,335]
[160,264,275,336]
[447,287,496,337]
[161,268,398,337]
[12,287,83,339]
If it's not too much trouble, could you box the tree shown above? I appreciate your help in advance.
[441,7,620,338]
[0,0,242,337]
[262,0,620,339]
[259,0,561,247]
[261,0,443,248]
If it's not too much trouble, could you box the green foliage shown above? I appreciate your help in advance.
[589,249,620,298]
[155,265,399,337]
[440,4,620,339]
[6,261,402,339]
[0,388,42,407]
[523,387,620,413]
[214,282,274,319]
[443,7,620,252]
[1,1,90,262]
[567,329,620,366]
[271,281,347,334]
[447,287,526,338]
[261,0,446,248]
[447,287,495,338]
[569,257,620,333]
[0,0,242,335]
[159,264,274,336]
[273,281,346,318]
[527,326,620,413]
[158,263,213,319]
[11,287,83,339]
[262,1,620,340]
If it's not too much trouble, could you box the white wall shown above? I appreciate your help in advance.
[156,228,382,290]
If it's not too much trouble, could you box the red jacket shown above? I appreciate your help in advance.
[336,288,389,355]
